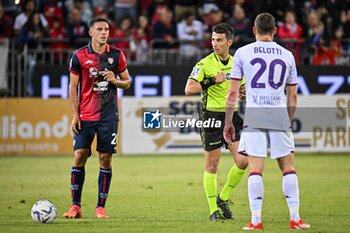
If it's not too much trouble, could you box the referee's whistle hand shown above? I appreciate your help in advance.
[215,72,226,84]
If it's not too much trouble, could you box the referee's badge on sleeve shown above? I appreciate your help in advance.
[190,67,200,79]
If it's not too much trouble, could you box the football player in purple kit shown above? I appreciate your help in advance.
[224,13,310,230]
[63,18,130,219]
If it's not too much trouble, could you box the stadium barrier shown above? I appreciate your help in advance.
[6,37,348,97]
[0,98,122,156]
[29,64,350,99]
[0,98,73,155]
[121,95,350,154]
[0,99,119,155]
[0,96,348,155]
[4,38,212,97]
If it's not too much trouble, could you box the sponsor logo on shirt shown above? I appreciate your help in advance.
[252,94,282,105]
[89,67,98,78]
[84,60,93,65]
[93,81,109,92]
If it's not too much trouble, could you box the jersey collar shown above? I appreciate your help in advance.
[87,43,111,55]
[213,52,231,64]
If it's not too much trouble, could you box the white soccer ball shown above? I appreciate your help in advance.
[31,200,57,223]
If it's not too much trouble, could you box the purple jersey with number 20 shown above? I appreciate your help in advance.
[230,41,298,130]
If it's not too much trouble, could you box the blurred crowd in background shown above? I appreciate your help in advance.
[1,0,350,66]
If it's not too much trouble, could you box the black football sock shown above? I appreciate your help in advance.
[97,168,112,208]
[71,166,85,206]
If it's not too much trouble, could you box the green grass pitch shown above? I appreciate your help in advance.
[0,153,349,233]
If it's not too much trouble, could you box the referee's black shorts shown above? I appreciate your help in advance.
[199,110,243,152]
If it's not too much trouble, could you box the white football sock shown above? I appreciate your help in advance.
[283,171,300,221]
[248,173,264,225]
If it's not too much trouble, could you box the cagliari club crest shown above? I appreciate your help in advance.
[108,58,113,64]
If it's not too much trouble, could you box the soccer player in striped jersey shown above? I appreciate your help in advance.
[63,18,131,219]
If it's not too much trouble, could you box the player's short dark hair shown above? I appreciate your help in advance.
[254,13,275,35]
[89,18,109,28]
[212,23,234,40]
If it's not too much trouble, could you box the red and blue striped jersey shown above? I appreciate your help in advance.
[69,43,127,121]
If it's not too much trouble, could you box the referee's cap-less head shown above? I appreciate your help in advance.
[212,23,234,40]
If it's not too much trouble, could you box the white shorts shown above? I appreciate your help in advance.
[238,128,295,159]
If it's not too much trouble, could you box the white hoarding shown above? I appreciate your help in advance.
[121,95,349,154]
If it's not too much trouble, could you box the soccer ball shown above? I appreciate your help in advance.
[31,200,57,223]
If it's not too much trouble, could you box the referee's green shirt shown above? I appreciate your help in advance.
[188,52,245,112]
